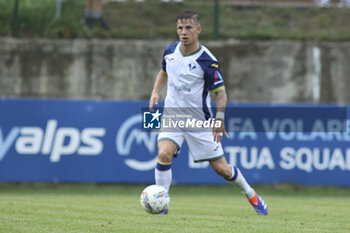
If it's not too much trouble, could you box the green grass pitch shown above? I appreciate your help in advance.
[0,183,349,233]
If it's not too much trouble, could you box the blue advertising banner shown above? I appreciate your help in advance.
[0,98,349,186]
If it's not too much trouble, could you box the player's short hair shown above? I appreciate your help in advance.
[177,10,200,25]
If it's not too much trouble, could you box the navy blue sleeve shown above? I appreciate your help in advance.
[196,52,225,93]
[161,42,178,74]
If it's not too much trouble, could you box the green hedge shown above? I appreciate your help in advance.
[1,0,350,40]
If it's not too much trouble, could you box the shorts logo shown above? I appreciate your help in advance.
[143,109,162,129]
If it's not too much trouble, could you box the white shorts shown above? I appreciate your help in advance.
[158,131,224,163]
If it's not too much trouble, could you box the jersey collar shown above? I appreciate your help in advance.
[179,44,202,57]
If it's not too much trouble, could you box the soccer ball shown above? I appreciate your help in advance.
[140,185,170,214]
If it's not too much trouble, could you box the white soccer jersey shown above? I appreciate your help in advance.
[161,42,225,120]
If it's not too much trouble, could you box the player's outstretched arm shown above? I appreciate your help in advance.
[149,70,167,112]
[213,89,228,142]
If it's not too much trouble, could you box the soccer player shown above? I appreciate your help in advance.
[149,10,268,215]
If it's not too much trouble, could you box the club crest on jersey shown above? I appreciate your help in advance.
[188,63,197,71]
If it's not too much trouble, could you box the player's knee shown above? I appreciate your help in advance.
[212,164,231,179]
[158,148,173,164]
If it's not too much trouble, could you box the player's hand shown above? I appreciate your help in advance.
[213,119,228,143]
[149,92,160,112]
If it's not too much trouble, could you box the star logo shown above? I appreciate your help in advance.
[150,109,162,122]
[143,109,162,130]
